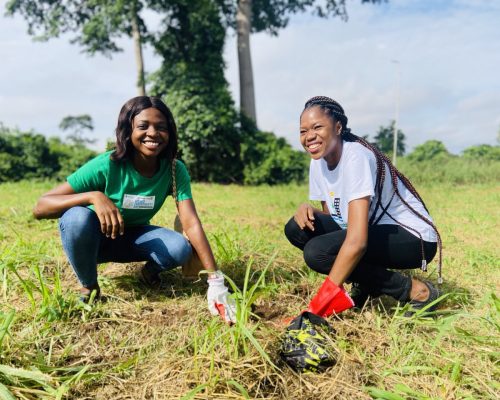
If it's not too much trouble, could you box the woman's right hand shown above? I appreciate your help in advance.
[90,192,125,239]
[294,203,316,231]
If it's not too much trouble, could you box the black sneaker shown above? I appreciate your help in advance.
[404,280,440,317]
[140,261,162,287]
[350,283,376,309]
[78,286,101,304]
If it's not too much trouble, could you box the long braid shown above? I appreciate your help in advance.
[171,156,178,210]
[304,96,443,284]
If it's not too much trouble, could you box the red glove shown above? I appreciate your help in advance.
[308,277,354,317]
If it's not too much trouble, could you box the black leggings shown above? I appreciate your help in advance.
[284,212,437,301]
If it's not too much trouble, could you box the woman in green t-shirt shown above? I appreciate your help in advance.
[33,96,235,323]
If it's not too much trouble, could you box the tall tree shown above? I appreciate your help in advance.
[6,0,148,95]
[59,114,95,146]
[149,0,244,182]
[373,120,406,156]
[221,0,384,124]
[236,0,256,122]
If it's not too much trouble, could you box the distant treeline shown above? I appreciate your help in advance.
[0,124,97,183]
[1,123,499,186]
[397,140,500,185]
[0,122,308,185]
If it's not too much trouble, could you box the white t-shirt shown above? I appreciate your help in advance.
[309,141,437,242]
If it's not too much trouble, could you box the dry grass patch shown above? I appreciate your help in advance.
[0,181,498,399]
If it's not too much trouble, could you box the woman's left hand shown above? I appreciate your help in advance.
[177,199,236,322]
[207,272,237,324]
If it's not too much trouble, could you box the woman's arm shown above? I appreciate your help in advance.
[178,197,236,323]
[34,182,92,219]
[33,182,124,239]
[177,198,217,272]
[327,196,370,285]
[294,201,330,231]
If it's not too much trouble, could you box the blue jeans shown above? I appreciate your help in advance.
[59,206,192,288]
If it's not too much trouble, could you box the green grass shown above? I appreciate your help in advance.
[397,157,500,185]
[0,180,498,399]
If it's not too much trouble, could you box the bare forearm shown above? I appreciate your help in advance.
[184,223,217,271]
[33,192,97,219]
[327,197,370,285]
[328,242,367,286]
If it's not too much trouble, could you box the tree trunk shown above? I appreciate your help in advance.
[236,0,256,123]
[131,2,146,96]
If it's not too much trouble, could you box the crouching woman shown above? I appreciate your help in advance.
[33,96,235,323]
[285,96,442,317]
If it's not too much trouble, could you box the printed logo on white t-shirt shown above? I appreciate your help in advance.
[329,193,347,229]
[122,194,155,209]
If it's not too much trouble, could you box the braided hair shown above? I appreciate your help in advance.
[303,96,443,284]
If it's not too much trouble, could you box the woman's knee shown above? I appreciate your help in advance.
[149,230,192,268]
[303,240,332,275]
[284,217,299,240]
[59,207,100,239]
[284,217,309,248]
[171,235,192,266]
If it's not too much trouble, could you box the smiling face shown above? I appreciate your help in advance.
[300,106,343,167]
[130,107,169,161]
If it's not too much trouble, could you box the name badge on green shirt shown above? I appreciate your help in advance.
[122,194,155,209]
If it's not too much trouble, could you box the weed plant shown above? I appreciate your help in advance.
[0,180,498,399]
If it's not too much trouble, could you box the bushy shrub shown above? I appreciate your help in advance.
[0,124,96,183]
[406,140,451,162]
[462,144,500,161]
[241,129,308,185]
[0,125,58,182]
[48,137,97,180]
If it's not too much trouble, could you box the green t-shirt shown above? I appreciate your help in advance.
[67,151,192,226]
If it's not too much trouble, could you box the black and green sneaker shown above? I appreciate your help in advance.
[280,312,337,373]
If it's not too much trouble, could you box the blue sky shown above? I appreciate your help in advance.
[1,0,499,154]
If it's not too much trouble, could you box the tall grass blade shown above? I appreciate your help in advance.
[0,382,16,400]
[364,386,406,400]
[180,383,210,400]
[0,310,15,349]
[0,365,53,384]
[226,379,250,399]
[240,324,278,369]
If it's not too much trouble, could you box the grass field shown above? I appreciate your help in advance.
[0,181,498,399]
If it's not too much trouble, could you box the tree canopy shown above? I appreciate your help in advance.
[148,0,244,182]
[406,140,450,162]
[372,120,406,156]
[6,0,147,54]
[462,144,500,161]
[59,114,95,146]
[6,0,149,93]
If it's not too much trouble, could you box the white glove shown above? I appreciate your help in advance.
[207,271,236,324]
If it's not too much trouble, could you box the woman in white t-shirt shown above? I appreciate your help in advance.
[285,96,442,317]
